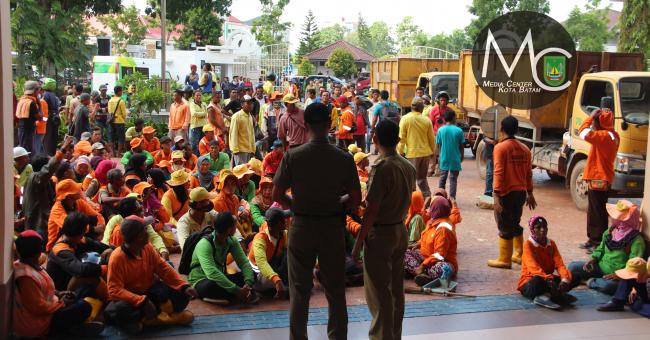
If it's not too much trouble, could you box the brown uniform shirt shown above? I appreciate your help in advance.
[273,137,360,216]
[366,151,416,224]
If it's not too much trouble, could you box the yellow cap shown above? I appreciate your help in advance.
[166,170,189,186]
[354,152,369,164]
[171,150,185,160]
[202,124,215,133]
[189,187,217,202]
[615,257,648,280]
[348,144,361,154]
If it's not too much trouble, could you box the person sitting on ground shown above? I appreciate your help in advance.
[73,133,93,158]
[404,195,460,286]
[54,160,75,183]
[162,170,192,225]
[102,196,169,261]
[248,158,263,188]
[183,143,198,172]
[97,168,131,218]
[568,200,645,295]
[177,187,219,250]
[141,126,159,153]
[204,139,231,174]
[190,155,219,192]
[354,151,370,183]
[125,119,144,143]
[133,181,177,252]
[104,215,198,334]
[72,156,91,183]
[597,257,650,317]
[120,137,154,167]
[406,191,427,244]
[47,212,112,300]
[198,124,217,156]
[249,207,289,298]
[47,179,106,251]
[148,168,170,199]
[262,139,284,178]
[123,153,148,188]
[188,212,258,304]
[13,230,105,338]
[170,150,189,173]
[250,176,273,231]
[85,159,117,200]
[213,169,253,242]
[234,164,256,202]
[154,136,173,164]
[518,216,575,310]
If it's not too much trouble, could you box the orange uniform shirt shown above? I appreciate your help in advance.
[578,117,619,183]
[47,199,106,251]
[36,99,48,135]
[154,149,172,164]
[419,211,461,271]
[142,137,161,154]
[336,108,354,140]
[493,138,533,196]
[107,243,187,306]
[517,239,572,291]
[185,154,198,172]
[168,102,190,130]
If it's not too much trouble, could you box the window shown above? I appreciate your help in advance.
[431,75,459,100]
[580,80,614,114]
[620,77,649,125]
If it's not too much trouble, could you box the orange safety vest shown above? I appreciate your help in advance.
[16,95,38,119]
[36,99,48,135]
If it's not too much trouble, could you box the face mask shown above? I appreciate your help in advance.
[171,164,184,172]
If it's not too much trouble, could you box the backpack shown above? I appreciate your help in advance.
[381,101,401,124]
[178,226,216,275]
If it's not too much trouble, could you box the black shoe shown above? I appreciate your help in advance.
[68,321,105,337]
[552,293,577,306]
[597,301,625,312]
[533,294,561,310]
[414,274,432,287]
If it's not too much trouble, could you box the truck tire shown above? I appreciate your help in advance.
[569,159,589,211]
[476,140,487,180]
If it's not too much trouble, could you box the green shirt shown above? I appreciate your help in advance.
[250,202,267,229]
[592,229,646,274]
[235,180,256,202]
[207,152,231,174]
[15,164,33,188]
[407,214,425,244]
[120,150,154,166]
[101,215,167,254]
[187,235,255,294]
[124,126,142,142]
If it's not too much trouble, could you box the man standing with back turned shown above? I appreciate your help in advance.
[353,119,416,340]
[273,103,361,340]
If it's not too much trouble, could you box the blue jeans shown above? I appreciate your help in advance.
[611,279,650,318]
[484,143,494,196]
[190,127,204,156]
[33,133,45,155]
[568,260,619,295]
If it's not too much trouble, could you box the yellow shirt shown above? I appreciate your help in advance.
[229,109,255,153]
[189,101,209,129]
[398,111,436,158]
[107,96,127,124]
[423,105,433,118]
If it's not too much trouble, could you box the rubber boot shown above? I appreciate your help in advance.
[511,235,524,265]
[83,297,104,322]
[487,238,513,269]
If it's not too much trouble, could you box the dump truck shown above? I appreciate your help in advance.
[458,50,648,210]
[370,58,459,111]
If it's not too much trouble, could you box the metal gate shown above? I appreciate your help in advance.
[260,43,290,90]
[410,46,459,59]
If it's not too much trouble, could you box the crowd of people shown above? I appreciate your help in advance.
[9,70,650,339]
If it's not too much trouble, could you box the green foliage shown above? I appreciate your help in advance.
[97,5,147,54]
[396,16,422,54]
[618,0,650,57]
[10,0,120,78]
[118,73,168,116]
[14,77,26,98]
[564,0,611,52]
[251,0,292,47]
[325,48,357,78]
[125,116,169,139]
[314,24,347,49]
[466,0,550,41]
[356,13,372,53]
[367,22,396,58]
[297,58,315,76]
[296,10,319,59]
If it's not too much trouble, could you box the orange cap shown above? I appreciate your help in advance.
[130,138,143,149]
[56,179,82,201]
[143,126,156,134]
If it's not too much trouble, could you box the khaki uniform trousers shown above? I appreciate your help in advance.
[364,223,408,340]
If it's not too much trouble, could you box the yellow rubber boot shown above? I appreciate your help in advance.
[83,297,103,322]
[511,235,524,264]
[167,310,195,326]
[487,238,513,269]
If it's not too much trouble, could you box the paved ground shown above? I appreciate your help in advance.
[171,152,599,317]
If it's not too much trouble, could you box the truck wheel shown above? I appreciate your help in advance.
[569,160,589,211]
[546,170,564,181]
[476,140,486,180]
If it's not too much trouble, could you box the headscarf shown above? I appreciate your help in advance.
[528,215,548,246]
[89,155,103,170]
[252,177,273,213]
[428,195,451,221]
[598,109,614,130]
[195,155,216,191]
[405,191,425,228]
[610,206,641,242]
[148,168,168,192]
[124,153,147,181]
[94,160,117,186]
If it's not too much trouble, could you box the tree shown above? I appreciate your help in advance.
[325,48,357,78]
[297,57,315,76]
[367,21,396,57]
[356,13,372,53]
[98,5,147,54]
[314,24,346,49]
[296,10,319,59]
[11,0,121,78]
[146,0,231,49]
[564,1,611,52]
[466,0,550,41]
[251,0,292,46]
[396,16,422,53]
[618,0,650,56]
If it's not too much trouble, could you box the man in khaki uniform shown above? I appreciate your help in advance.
[273,102,361,340]
[353,119,416,340]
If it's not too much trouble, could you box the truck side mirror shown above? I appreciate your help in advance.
[450,98,457,104]
[621,120,629,131]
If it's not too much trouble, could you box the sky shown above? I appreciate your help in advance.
[125,0,623,51]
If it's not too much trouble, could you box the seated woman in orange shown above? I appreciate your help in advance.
[182,143,198,172]
[154,136,173,164]
[190,156,218,192]
[73,156,92,186]
[147,168,169,200]
[47,179,106,252]
[97,168,131,219]
[161,170,191,225]
[406,191,427,244]
[518,216,574,310]
[404,194,461,287]
[85,159,116,199]
[213,169,253,242]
